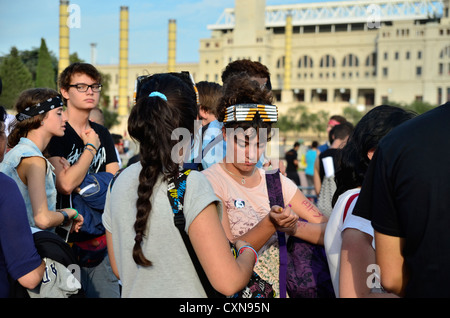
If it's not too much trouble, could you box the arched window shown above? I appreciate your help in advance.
[439,45,450,59]
[342,54,359,67]
[365,52,377,67]
[320,54,336,68]
[298,55,313,68]
[438,45,450,75]
[277,56,285,69]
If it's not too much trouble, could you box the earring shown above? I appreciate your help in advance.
[41,121,44,126]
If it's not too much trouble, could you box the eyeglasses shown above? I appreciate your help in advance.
[69,83,102,93]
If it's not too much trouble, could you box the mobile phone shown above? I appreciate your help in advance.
[57,220,72,242]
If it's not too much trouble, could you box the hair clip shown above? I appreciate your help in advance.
[148,91,167,101]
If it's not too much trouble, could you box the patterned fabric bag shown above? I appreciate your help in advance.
[168,169,274,298]
[317,176,337,218]
[266,170,335,298]
[228,244,275,298]
[286,237,335,298]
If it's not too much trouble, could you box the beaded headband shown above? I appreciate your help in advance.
[15,96,64,122]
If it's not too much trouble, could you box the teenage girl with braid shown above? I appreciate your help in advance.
[0,88,84,232]
[103,73,256,298]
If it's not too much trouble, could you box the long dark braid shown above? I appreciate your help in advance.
[127,73,197,266]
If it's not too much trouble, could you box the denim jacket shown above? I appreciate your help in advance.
[0,137,56,229]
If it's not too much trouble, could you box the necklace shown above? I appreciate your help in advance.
[221,164,256,184]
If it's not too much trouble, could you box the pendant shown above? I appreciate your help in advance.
[241,178,245,184]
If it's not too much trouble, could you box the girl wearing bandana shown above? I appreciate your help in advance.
[0,88,84,232]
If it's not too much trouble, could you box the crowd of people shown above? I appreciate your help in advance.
[1,58,449,299]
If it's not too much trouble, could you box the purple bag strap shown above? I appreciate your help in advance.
[265,170,287,298]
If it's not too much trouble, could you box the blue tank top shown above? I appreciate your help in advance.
[0,138,57,229]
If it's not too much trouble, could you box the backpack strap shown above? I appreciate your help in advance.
[167,169,219,298]
[265,169,288,298]
[109,168,125,191]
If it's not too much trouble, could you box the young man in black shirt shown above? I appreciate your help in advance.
[353,102,450,297]
[48,63,120,298]
[285,141,300,186]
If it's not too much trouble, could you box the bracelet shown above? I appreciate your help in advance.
[65,207,79,219]
[84,146,96,157]
[238,245,258,264]
[58,209,69,226]
[85,143,98,152]
[67,208,79,219]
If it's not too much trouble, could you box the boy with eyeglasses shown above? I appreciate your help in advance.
[47,62,120,298]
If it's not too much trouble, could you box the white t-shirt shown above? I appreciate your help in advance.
[324,188,360,298]
[102,163,222,298]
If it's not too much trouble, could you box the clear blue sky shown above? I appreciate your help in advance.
[0,0,342,65]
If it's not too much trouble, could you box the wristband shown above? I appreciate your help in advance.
[85,143,98,152]
[58,209,69,226]
[84,146,96,157]
[66,208,79,219]
[238,245,258,264]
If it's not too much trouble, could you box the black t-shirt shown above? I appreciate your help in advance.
[47,121,118,208]
[285,149,298,172]
[353,102,450,297]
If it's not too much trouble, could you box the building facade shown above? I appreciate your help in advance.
[97,0,450,115]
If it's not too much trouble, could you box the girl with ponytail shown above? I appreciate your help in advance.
[103,73,256,297]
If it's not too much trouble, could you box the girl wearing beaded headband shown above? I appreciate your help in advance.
[0,88,84,233]
[202,73,329,297]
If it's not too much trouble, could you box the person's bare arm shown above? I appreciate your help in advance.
[105,161,120,176]
[218,195,297,252]
[375,230,407,297]
[288,189,328,245]
[189,203,255,296]
[17,260,46,290]
[48,128,100,195]
[106,230,119,279]
[340,228,398,298]
[19,156,83,230]
[313,157,322,195]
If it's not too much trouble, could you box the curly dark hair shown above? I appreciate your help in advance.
[332,105,416,206]
[221,59,271,89]
[217,73,275,151]
[127,73,197,266]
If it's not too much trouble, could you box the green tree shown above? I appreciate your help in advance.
[101,106,120,130]
[306,110,330,138]
[0,47,33,109]
[343,106,365,126]
[35,38,56,89]
[403,100,436,115]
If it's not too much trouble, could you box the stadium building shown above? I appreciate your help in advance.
[94,0,450,115]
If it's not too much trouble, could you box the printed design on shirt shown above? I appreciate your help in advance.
[234,199,245,208]
[225,197,266,238]
[66,144,106,174]
[42,262,58,284]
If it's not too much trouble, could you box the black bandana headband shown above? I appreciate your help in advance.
[16,96,64,122]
